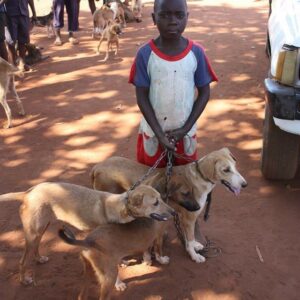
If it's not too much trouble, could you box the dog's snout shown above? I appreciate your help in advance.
[241,181,248,188]
[170,209,176,216]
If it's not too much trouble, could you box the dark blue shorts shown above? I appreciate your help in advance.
[6,15,30,44]
[0,12,6,42]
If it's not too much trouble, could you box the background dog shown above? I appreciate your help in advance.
[92,5,114,38]
[24,43,50,66]
[96,22,122,61]
[30,11,54,38]
[0,58,24,128]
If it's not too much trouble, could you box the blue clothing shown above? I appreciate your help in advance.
[53,0,79,32]
[5,0,29,17]
[0,3,5,13]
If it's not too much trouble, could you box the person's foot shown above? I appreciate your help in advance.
[68,37,79,45]
[54,37,63,46]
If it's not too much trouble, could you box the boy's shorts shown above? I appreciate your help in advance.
[6,15,30,45]
[0,12,6,42]
[137,133,198,168]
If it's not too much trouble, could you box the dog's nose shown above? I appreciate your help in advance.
[170,209,176,216]
[242,181,248,188]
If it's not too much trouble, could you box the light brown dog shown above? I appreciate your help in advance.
[92,5,114,38]
[91,148,247,263]
[0,182,169,285]
[0,57,24,128]
[109,1,126,28]
[59,209,175,300]
[96,22,122,62]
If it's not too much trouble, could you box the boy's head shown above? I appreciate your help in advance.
[152,0,189,40]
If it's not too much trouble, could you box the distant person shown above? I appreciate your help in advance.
[5,0,36,71]
[0,0,8,60]
[53,0,79,46]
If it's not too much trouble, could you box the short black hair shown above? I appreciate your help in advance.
[154,0,188,12]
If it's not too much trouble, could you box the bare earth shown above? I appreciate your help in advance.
[0,1,299,299]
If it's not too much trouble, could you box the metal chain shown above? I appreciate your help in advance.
[126,150,167,196]
[164,150,174,203]
[173,212,186,247]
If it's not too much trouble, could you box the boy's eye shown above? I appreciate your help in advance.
[175,12,186,19]
[158,12,186,20]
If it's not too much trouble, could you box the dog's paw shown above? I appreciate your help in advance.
[21,275,34,286]
[190,252,206,263]
[192,241,204,251]
[115,279,127,291]
[155,255,170,265]
[36,256,49,264]
[119,259,129,268]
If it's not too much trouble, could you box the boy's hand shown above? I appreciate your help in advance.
[158,135,176,151]
[166,128,186,143]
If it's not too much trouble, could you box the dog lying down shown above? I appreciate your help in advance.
[0,182,170,285]
[59,210,175,300]
[0,57,24,128]
[91,147,247,263]
[25,43,50,66]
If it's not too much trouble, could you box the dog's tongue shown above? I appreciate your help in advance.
[233,187,241,196]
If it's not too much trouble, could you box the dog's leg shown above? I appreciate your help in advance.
[78,254,94,300]
[11,76,25,116]
[181,215,206,263]
[103,42,110,62]
[115,40,119,56]
[1,78,12,128]
[142,249,152,265]
[153,234,170,265]
[97,37,104,55]
[115,275,127,291]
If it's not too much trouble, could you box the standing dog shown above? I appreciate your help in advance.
[109,1,126,27]
[0,182,169,285]
[30,11,54,38]
[0,57,24,128]
[96,22,122,62]
[91,148,247,263]
[59,209,175,299]
[92,5,114,38]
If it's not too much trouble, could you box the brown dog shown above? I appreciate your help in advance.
[0,182,169,285]
[59,209,175,300]
[91,148,247,263]
[96,22,122,62]
[0,57,24,128]
[92,5,114,38]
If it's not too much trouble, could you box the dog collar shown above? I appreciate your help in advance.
[194,162,215,185]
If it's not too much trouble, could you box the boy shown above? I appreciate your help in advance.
[53,0,79,46]
[5,0,36,71]
[129,0,217,167]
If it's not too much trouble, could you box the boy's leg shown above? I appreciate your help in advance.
[65,0,79,44]
[53,0,65,45]
[88,0,96,14]
[5,16,18,65]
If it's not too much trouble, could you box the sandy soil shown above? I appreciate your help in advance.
[0,1,299,299]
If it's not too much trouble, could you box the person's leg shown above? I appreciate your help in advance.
[0,12,8,60]
[5,16,18,65]
[17,15,31,71]
[88,0,96,14]
[65,0,79,44]
[53,0,65,45]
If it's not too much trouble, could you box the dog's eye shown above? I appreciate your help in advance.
[223,167,231,173]
[153,199,159,206]
[181,191,190,197]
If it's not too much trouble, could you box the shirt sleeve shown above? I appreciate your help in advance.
[129,43,152,87]
[192,43,218,88]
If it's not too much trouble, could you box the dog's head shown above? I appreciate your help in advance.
[26,43,43,58]
[145,172,200,212]
[108,22,123,36]
[196,148,247,195]
[126,184,175,221]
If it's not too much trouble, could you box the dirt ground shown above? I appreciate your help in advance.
[1,0,300,299]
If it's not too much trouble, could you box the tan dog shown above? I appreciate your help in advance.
[96,22,122,62]
[0,182,168,285]
[92,5,114,38]
[109,1,126,28]
[59,208,175,300]
[0,57,24,128]
[91,148,247,263]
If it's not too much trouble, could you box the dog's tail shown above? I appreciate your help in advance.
[59,226,100,250]
[0,191,25,202]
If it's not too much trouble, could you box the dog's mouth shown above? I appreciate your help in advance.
[150,213,172,221]
[221,180,241,196]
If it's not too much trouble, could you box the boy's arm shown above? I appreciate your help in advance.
[28,0,37,18]
[167,84,210,142]
[136,87,176,151]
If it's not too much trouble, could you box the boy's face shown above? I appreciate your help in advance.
[152,0,188,40]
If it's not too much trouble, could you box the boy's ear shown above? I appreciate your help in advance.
[151,13,156,25]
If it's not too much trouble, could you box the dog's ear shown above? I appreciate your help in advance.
[129,190,143,207]
[197,156,216,181]
[221,147,236,161]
